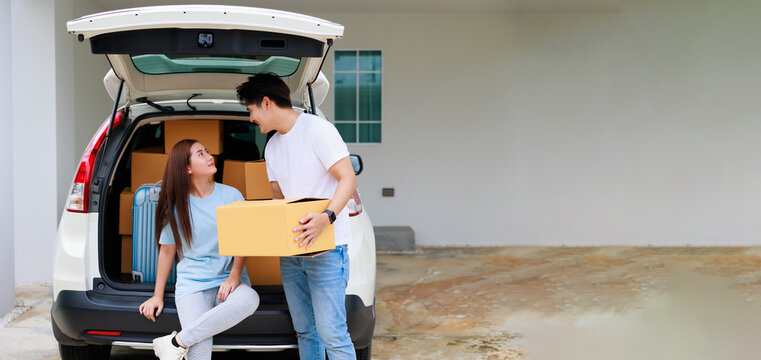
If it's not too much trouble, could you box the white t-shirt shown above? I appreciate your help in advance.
[265,113,351,246]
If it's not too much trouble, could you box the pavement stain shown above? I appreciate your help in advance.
[376,247,761,358]
[376,247,676,336]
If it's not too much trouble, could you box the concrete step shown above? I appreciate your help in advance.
[374,226,415,251]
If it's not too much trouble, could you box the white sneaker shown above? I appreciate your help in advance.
[152,331,188,360]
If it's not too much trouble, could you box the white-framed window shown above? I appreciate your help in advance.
[334,50,382,143]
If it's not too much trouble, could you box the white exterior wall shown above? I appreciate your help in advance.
[0,0,16,312]
[11,0,58,282]
[318,0,761,246]
[55,0,75,221]
[7,0,108,283]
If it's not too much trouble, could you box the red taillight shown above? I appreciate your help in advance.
[66,111,123,213]
[348,190,363,217]
[86,330,122,336]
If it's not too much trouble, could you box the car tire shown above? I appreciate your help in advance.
[356,341,371,360]
[59,343,112,360]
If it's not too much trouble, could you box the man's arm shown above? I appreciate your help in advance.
[325,157,357,215]
[271,181,284,200]
[293,157,356,249]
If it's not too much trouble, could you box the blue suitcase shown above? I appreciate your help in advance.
[132,182,177,283]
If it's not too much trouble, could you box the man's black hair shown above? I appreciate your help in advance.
[236,73,293,108]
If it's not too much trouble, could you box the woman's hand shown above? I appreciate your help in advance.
[218,276,241,302]
[139,295,164,322]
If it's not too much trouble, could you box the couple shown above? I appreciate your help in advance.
[138,74,358,360]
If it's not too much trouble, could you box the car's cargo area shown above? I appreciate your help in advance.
[103,117,284,289]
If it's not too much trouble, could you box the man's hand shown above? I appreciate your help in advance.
[138,295,164,322]
[218,276,241,302]
[293,212,331,249]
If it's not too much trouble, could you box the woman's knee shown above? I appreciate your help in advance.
[247,289,260,315]
[233,285,260,315]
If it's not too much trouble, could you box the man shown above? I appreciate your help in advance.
[237,73,357,360]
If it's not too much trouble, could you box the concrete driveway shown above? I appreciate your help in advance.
[3,247,761,359]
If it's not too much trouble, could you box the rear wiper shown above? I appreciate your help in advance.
[135,97,174,112]
[186,93,201,111]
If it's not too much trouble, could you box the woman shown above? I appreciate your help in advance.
[139,139,259,360]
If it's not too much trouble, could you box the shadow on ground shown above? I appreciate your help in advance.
[110,348,299,359]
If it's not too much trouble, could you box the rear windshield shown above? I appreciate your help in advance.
[130,54,300,76]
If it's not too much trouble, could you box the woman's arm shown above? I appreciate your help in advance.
[218,256,246,302]
[153,244,176,297]
[138,243,176,322]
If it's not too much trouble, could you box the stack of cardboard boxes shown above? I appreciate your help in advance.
[119,120,309,286]
[220,156,282,285]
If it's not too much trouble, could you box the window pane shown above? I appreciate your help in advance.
[359,123,381,143]
[334,73,357,121]
[334,51,357,71]
[131,54,300,76]
[358,73,381,121]
[335,123,357,143]
[359,51,382,71]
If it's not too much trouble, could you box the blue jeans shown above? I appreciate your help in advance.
[280,245,355,360]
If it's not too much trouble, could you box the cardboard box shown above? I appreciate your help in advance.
[222,160,273,200]
[119,188,134,235]
[132,146,168,189]
[165,120,224,155]
[121,236,132,274]
[216,198,335,257]
[245,257,282,285]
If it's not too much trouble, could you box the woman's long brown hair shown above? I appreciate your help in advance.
[155,139,198,258]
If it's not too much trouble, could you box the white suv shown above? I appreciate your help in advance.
[51,5,376,360]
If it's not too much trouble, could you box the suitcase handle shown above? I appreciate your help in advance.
[149,181,162,202]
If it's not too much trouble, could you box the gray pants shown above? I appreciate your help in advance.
[176,284,260,360]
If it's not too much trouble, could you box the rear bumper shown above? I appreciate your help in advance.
[51,289,375,349]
